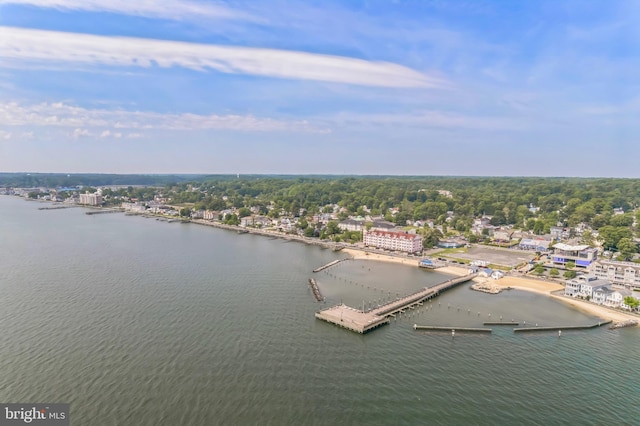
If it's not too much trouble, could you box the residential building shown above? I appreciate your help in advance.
[370,220,396,231]
[121,202,146,213]
[552,243,597,268]
[338,219,365,232]
[588,260,640,290]
[363,230,423,253]
[203,210,217,221]
[564,274,609,299]
[79,192,102,206]
[493,229,513,244]
[240,215,271,227]
[518,238,551,252]
[550,226,570,240]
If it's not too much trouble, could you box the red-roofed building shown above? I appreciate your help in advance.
[363,230,423,253]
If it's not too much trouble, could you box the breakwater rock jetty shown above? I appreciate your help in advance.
[308,278,324,302]
[609,320,638,329]
[471,281,503,294]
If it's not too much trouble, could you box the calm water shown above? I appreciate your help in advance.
[1,196,638,425]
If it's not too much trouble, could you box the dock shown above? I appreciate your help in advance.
[308,278,324,302]
[315,273,477,334]
[484,322,519,326]
[413,325,492,333]
[513,320,612,333]
[313,258,348,273]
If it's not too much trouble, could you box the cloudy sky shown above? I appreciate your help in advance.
[0,0,638,176]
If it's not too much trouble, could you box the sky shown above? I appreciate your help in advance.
[0,0,638,177]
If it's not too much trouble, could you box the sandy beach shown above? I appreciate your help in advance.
[341,248,470,276]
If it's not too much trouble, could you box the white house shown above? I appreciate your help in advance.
[564,275,609,299]
[491,271,505,280]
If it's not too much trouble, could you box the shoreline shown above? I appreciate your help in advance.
[494,276,640,326]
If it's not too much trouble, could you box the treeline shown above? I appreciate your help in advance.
[163,176,640,252]
[0,173,200,188]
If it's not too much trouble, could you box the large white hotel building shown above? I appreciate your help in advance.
[79,192,103,206]
[363,230,423,254]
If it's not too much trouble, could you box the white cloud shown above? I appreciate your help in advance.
[0,0,253,22]
[0,26,444,89]
[0,130,11,140]
[0,101,330,133]
[72,128,92,138]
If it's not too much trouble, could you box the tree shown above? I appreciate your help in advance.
[325,221,341,235]
[549,268,560,278]
[565,261,575,270]
[617,237,637,259]
[533,220,545,235]
[580,230,594,246]
[623,296,639,311]
[179,207,191,217]
[563,270,577,279]
[237,207,251,218]
[533,264,545,275]
[422,228,442,249]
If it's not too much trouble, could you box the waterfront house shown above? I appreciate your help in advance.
[564,275,608,298]
[479,268,494,278]
[566,275,610,299]
[491,271,505,280]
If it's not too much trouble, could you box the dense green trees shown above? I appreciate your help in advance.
[5,174,640,245]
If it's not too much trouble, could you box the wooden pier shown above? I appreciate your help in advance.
[313,258,348,273]
[315,273,477,334]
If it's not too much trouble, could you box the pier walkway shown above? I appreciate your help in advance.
[315,273,477,334]
[313,258,348,273]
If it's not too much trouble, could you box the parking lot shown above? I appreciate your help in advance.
[440,246,535,268]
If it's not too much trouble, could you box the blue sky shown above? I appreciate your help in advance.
[0,0,638,176]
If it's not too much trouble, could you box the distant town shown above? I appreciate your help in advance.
[3,174,639,315]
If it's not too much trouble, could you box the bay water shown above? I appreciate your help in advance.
[1,196,638,425]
